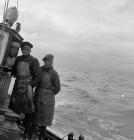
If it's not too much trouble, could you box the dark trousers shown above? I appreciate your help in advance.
[38,126,47,140]
[23,114,47,140]
[23,113,35,139]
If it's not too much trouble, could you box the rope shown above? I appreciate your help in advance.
[17,0,18,9]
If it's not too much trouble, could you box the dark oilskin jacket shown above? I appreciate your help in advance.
[12,55,40,87]
[36,66,61,95]
[33,66,61,126]
[9,55,40,113]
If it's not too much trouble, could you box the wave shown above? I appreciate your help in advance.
[65,75,80,82]
[61,83,70,88]
[53,70,134,139]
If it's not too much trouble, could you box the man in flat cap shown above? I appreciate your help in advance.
[10,41,39,89]
[42,54,54,61]
[21,41,33,49]
[33,54,61,139]
[9,41,40,139]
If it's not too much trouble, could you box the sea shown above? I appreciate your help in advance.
[49,68,134,140]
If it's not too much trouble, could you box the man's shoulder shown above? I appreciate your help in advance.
[29,55,39,62]
[16,55,22,60]
[29,55,38,60]
[51,68,57,72]
[50,68,59,76]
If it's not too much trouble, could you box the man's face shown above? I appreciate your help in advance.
[21,45,31,56]
[10,46,19,57]
[44,59,53,67]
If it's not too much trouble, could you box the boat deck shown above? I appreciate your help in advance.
[0,108,64,140]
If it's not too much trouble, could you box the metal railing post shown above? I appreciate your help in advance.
[68,132,73,140]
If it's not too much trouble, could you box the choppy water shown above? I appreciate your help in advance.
[50,69,134,140]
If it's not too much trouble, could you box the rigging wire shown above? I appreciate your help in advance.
[0,0,18,40]
[0,0,10,55]
[16,0,19,22]
[1,0,7,35]
[16,0,21,32]
[17,0,18,9]
[1,0,10,34]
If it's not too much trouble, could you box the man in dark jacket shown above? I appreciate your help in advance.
[33,54,61,140]
[9,41,40,139]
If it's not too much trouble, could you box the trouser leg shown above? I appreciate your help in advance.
[40,126,47,140]
[24,113,35,140]
[34,125,47,140]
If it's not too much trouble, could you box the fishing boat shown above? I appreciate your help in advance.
[0,0,84,140]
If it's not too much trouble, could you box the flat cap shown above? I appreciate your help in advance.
[21,41,33,48]
[11,42,20,48]
[43,54,54,61]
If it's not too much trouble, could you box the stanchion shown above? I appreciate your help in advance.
[68,132,73,140]
[78,135,84,140]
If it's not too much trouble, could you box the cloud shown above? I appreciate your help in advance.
[0,0,134,71]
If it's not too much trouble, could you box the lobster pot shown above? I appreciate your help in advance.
[0,72,12,107]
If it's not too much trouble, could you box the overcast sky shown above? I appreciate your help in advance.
[0,0,134,72]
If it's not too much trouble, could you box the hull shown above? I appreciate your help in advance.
[46,128,63,140]
[0,108,64,140]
